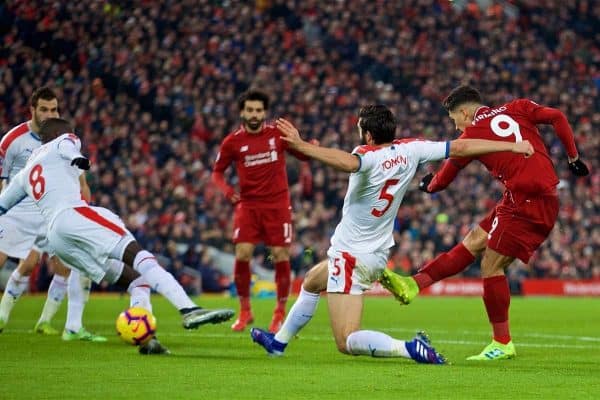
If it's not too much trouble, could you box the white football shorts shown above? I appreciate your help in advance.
[47,206,134,283]
[0,201,47,259]
[326,247,389,295]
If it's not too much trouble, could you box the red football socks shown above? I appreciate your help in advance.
[413,243,476,289]
[234,259,251,309]
[483,275,511,344]
[274,260,291,311]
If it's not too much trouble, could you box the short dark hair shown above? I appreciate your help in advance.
[237,89,270,111]
[442,85,483,112]
[30,86,58,108]
[358,105,396,144]
[39,118,73,143]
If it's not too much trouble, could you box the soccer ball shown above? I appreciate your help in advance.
[116,307,157,345]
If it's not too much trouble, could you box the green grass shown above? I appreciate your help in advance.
[1,295,598,399]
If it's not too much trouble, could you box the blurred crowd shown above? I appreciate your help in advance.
[0,0,598,294]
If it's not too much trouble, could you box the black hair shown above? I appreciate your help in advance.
[30,86,58,108]
[358,105,396,144]
[38,118,73,143]
[237,89,270,111]
[442,85,483,112]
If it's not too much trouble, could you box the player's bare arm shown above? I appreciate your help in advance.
[276,118,359,173]
[79,174,92,202]
[449,139,534,158]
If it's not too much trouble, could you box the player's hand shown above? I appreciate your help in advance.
[276,118,304,148]
[419,173,434,193]
[229,193,241,204]
[568,158,589,176]
[309,138,320,146]
[512,140,534,158]
[71,157,90,170]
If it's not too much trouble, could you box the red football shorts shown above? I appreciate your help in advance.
[479,191,559,263]
[232,205,293,247]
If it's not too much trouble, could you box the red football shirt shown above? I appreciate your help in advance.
[213,123,302,209]
[429,99,578,195]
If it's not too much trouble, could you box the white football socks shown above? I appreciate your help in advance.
[274,287,320,344]
[132,250,196,310]
[36,274,68,325]
[128,276,153,313]
[346,330,410,358]
[0,270,30,322]
[64,270,90,333]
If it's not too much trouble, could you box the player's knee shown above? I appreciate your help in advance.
[302,264,327,293]
[17,258,38,274]
[480,254,509,277]
[463,230,486,254]
[302,268,317,290]
[270,247,289,263]
[235,244,253,261]
[49,256,70,277]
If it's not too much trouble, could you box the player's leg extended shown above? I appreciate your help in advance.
[111,263,168,355]
[328,292,364,354]
[467,248,516,361]
[328,293,446,364]
[231,242,255,331]
[269,245,291,333]
[0,250,40,331]
[35,255,69,335]
[380,225,487,304]
[121,240,234,329]
[251,260,326,356]
[60,261,107,342]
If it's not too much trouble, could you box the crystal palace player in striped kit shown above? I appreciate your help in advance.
[0,87,104,341]
[212,90,310,333]
[0,118,234,354]
[380,85,589,360]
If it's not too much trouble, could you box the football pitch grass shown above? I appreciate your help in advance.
[1,295,598,399]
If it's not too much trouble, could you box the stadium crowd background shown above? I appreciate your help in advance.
[0,0,598,294]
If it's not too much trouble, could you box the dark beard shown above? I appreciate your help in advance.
[243,117,263,131]
[32,114,42,130]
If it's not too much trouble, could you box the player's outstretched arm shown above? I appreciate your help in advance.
[528,102,589,176]
[449,139,534,158]
[276,118,359,172]
[0,172,27,216]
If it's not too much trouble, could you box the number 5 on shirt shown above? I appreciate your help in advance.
[371,179,399,217]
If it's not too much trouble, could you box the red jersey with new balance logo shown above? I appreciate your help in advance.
[458,99,559,195]
[213,124,292,209]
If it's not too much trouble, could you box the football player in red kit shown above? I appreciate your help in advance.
[380,85,589,360]
[212,90,308,333]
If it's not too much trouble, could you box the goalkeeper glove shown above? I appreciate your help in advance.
[419,173,434,193]
[71,157,90,170]
[568,159,589,176]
